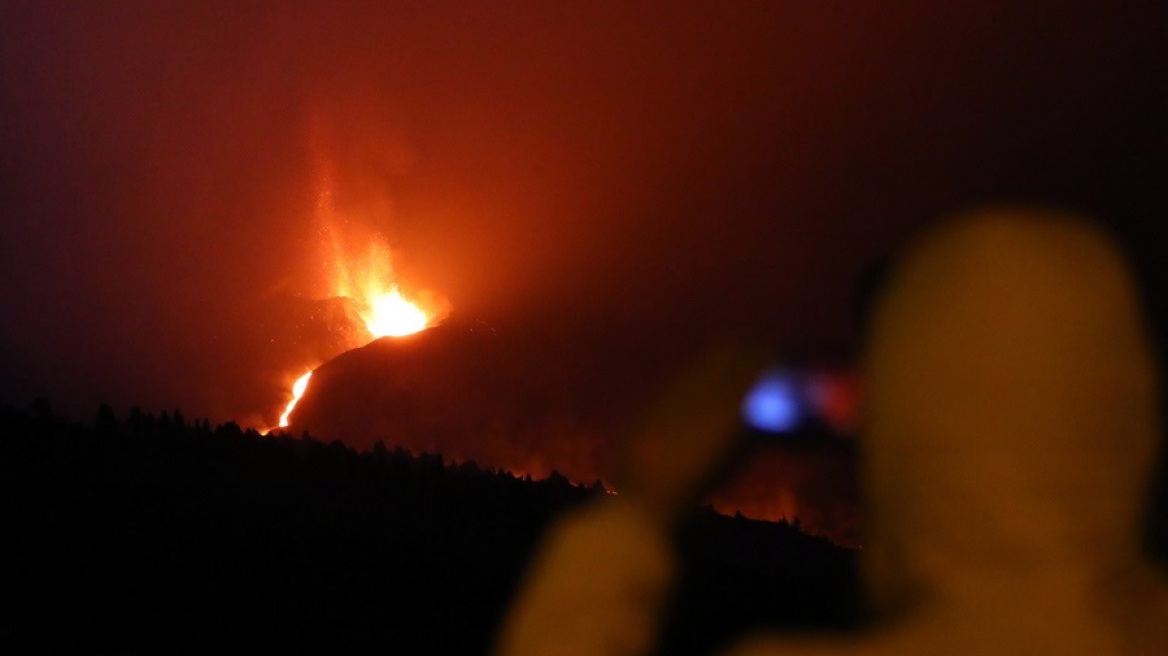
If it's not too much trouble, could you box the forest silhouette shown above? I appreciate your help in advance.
[0,400,857,655]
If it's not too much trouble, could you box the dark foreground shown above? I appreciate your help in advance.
[0,404,858,655]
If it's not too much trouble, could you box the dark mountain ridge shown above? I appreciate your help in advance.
[1,402,858,655]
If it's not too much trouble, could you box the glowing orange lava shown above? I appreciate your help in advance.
[365,288,429,337]
[329,240,444,340]
[278,371,313,428]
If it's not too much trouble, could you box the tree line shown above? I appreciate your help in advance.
[1,400,858,655]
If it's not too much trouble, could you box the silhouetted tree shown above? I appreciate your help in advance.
[216,420,242,437]
[30,397,52,421]
[95,403,117,432]
[0,399,859,656]
[127,406,145,432]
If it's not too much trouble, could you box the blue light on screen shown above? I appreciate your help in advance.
[741,370,802,433]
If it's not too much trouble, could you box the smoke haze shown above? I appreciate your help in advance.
[2,1,1165,539]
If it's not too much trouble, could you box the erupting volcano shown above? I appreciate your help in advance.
[267,248,447,432]
[253,141,861,543]
[263,153,451,433]
[255,171,860,541]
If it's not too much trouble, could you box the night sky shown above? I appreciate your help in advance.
[2,2,1166,534]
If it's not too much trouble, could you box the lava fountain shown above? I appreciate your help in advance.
[264,154,450,432]
[329,238,448,341]
[270,247,448,432]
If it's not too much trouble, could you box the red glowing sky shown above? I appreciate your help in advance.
[1,0,1165,427]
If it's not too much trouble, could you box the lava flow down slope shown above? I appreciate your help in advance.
[283,318,600,481]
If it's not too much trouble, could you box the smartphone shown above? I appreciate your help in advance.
[740,367,857,438]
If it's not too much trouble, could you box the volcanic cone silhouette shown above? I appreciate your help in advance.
[285,317,600,480]
[289,319,506,450]
[495,207,1168,656]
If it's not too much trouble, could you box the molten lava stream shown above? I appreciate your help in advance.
[278,371,313,429]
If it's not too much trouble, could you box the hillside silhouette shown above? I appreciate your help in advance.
[287,319,862,544]
[1,401,858,655]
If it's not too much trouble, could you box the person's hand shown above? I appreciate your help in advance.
[494,500,677,656]
[496,343,768,656]
[611,342,770,525]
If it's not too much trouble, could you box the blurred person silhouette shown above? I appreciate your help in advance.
[494,207,1168,656]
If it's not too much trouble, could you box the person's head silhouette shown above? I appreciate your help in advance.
[855,207,1166,652]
